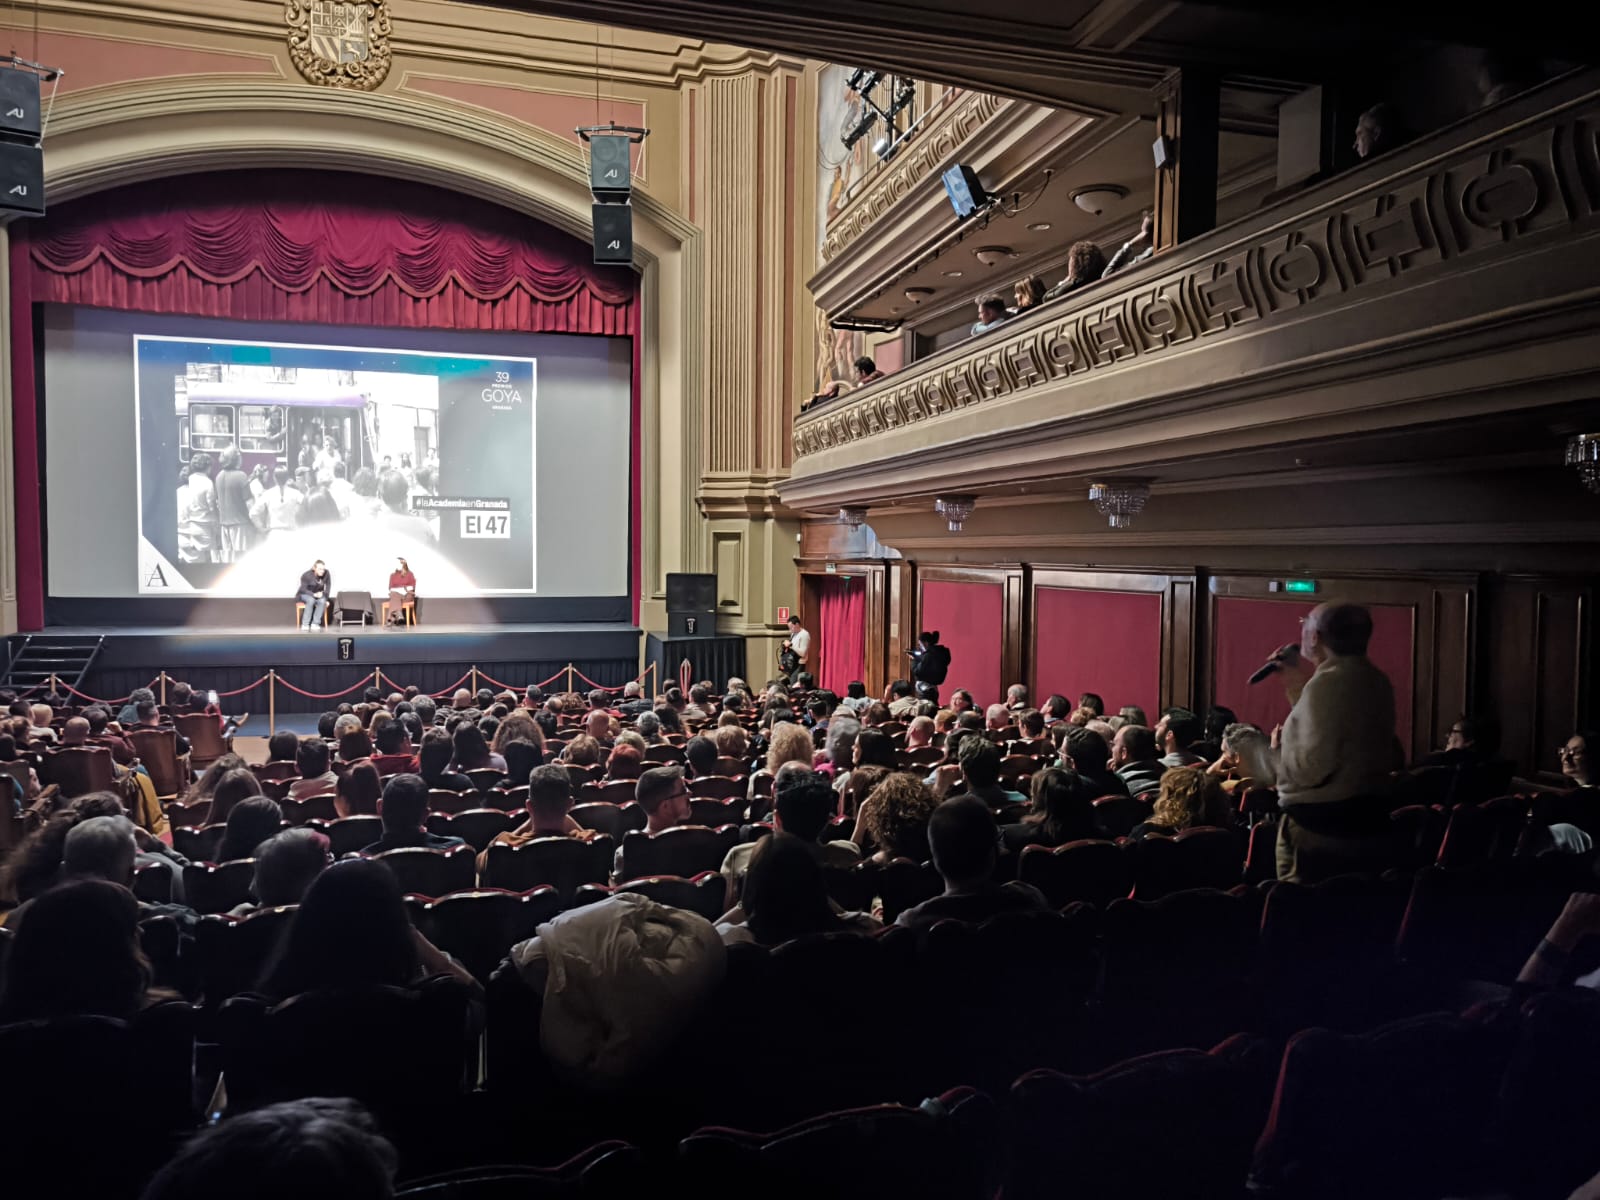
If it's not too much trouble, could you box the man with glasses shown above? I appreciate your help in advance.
[1560,732,1596,789]
[615,765,694,879]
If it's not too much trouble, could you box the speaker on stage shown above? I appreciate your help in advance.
[592,202,632,264]
[665,572,716,638]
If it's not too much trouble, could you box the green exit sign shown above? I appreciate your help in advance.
[1284,579,1319,594]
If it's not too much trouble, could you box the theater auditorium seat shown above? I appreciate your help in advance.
[616,825,739,882]
[370,844,477,898]
[481,835,615,901]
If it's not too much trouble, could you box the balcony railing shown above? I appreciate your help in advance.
[790,69,1600,475]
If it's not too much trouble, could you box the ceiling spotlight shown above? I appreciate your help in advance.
[837,506,868,531]
[942,269,964,278]
[904,287,934,302]
[846,68,882,95]
[1088,479,1152,528]
[934,495,977,532]
[1028,221,1052,232]
[973,245,1013,267]
[841,109,879,150]
[1071,184,1129,216]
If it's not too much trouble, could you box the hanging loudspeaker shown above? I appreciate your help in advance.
[589,134,632,198]
[592,202,632,265]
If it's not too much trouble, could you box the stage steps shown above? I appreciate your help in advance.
[2,633,105,695]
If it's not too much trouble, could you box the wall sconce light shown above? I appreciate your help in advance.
[934,495,977,532]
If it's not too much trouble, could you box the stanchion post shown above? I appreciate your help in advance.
[268,670,276,735]
[373,666,381,696]
[48,672,59,696]
[566,664,575,694]
[470,665,479,695]
[158,672,168,706]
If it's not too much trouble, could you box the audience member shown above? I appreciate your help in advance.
[1130,766,1233,839]
[636,765,692,835]
[854,771,938,862]
[604,739,645,781]
[258,858,477,1001]
[958,737,1026,810]
[1112,725,1165,794]
[336,762,382,817]
[289,737,339,801]
[418,728,472,792]
[1118,704,1147,727]
[337,725,374,764]
[821,716,861,784]
[1013,274,1047,311]
[83,705,137,765]
[217,795,286,862]
[720,773,857,895]
[1043,240,1106,300]
[237,827,331,914]
[500,738,541,788]
[480,764,594,870]
[362,775,464,854]
[1156,707,1206,767]
[1561,731,1596,789]
[1002,767,1104,854]
[62,814,139,886]
[450,722,505,775]
[970,294,1010,336]
[1192,705,1239,762]
[684,735,718,779]
[266,728,300,764]
[1353,102,1403,159]
[370,721,414,774]
[1061,725,1131,797]
[1102,209,1154,277]
[201,767,263,829]
[1208,723,1277,791]
[718,834,878,946]
[906,715,936,750]
[896,796,1049,931]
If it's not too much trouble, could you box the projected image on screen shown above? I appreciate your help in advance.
[134,337,536,597]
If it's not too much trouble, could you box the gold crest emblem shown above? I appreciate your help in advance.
[286,0,392,91]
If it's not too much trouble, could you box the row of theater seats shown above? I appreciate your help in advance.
[10,913,1600,1199]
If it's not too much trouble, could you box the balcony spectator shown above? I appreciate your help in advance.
[1560,731,1596,790]
[804,356,886,411]
[1013,274,1047,311]
[1353,102,1404,159]
[1102,210,1154,278]
[970,294,1011,336]
[1043,240,1107,301]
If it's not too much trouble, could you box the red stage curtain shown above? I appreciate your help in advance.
[1212,597,1415,746]
[919,580,1004,710]
[8,170,640,630]
[814,576,866,695]
[1033,587,1161,718]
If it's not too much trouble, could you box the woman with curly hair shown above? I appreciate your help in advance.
[1130,765,1233,839]
[492,709,546,759]
[1044,240,1108,301]
[854,771,939,863]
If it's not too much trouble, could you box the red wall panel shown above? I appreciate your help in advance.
[919,579,1005,710]
[1033,587,1162,718]
[1212,597,1414,745]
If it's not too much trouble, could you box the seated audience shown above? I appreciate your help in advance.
[500,738,542,788]
[258,858,477,1001]
[1102,209,1154,277]
[1043,240,1107,300]
[1118,703,1147,726]
[636,765,692,835]
[583,707,615,744]
[721,772,858,895]
[336,762,382,818]
[1561,730,1596,789]
[288,737,339,801]
[757,720,820,798]
[1112,724,1165,794]
[1191,704,1240,762]
[958,737,1026,809]
[491,710,545,762]
[0,879,167,1023]
[1013,274,1047,311]
[1130,765,1234,839]
[235,827,331,915]
[361,774,464,854]
[1208,723,1277,791]
[853,728,900,773]
[821,716,862,788]
[62,814,139,887]
[0,731,41,800]
[450,721,505,775]
[217,796,286,862]
[970,294,1011,336]
[1013,708,1051,754]
[562,734,604,768]
[839,680,871,715]
[896,796,1049,931]
[886,679,920,720]
[1156,707,1207,767]
[684,735,718,779]
[140,1098,398,1200]
[604,739,645,782]
[83,706,136,765]
[860,701,891,729]
[634,711,663,745]
[1002,766,1105,853]
[1078,692,1105,717]
[3,793,126,907]
[117,686,156,727]
[984,703,1012,734]
[905,715,936,751]
[480,764,595,871]
[337,726,374,765]
[712,723,749,764]
[1061,725,1131,797]
[418,728,472,792]
[717,834,879,946]
[854,771,938,862]
[134,699,190,756]
[1353,101,1403,158]
[369,721,414,775]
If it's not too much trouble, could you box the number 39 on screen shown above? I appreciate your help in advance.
[460,512,511,539]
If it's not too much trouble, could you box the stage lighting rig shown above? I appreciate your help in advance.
[838,68,920,162]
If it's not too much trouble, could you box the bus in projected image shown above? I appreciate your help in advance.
[178,381,379,481]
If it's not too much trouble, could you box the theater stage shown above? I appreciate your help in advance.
[33,623,645,715]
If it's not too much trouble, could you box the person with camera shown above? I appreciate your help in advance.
[906,630,951,704]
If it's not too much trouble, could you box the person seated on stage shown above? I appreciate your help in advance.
[583,707,615,746]
[216,794,284,862]
[336,762,382,818]
[501,739,542,790]
[604,739,646,782]
[79,707,135,767]
[478,764,597,872]
[133,699,191,757]
[296,559,332,631]
[370,720,414,776]
[418,728,472,793]
[896,797,1050,932]
[684,735,718,780]
[450,721,506,778]
[232,827,331,916]
[288,737,340,802]
[385,557,416,626]
[360,775,465,856]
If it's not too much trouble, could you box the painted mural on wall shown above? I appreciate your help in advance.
[814,63,872,390]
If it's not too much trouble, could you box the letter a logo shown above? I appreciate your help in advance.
[145,564,168,589]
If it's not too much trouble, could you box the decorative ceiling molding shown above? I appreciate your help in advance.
[880,521,1600,551]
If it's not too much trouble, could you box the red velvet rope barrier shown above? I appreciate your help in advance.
[210,676,272,698]
[274,676,374,700]
[54,676,165,706]
[474,668,568,693]
[569,665,653,692]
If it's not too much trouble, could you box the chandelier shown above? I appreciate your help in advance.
[1088,479,1153,528]
[837,506,868,531]
[934,495,977,532]
[1567,432,1600,493]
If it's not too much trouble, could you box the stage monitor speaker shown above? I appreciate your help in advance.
[0,68,42,139]
[668,611,717,638]
[0,139,43,217]
[666,572,716,613]
[588,134,632,197]
[592,202,632,264]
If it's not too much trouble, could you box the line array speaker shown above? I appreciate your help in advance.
[592,202,632,264]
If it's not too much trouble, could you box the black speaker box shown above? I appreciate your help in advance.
[0,68,41,139]
[666,572,716,612]
[592,202,632,264]
[668,611,717,638]
[0,139,44,217]
[588,134,632,196]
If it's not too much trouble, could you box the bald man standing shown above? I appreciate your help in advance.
[1272,603,1399,882]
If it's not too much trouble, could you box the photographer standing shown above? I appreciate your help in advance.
[908,630,951,704]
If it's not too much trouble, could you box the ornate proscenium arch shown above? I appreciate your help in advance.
[0,79,705,633]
